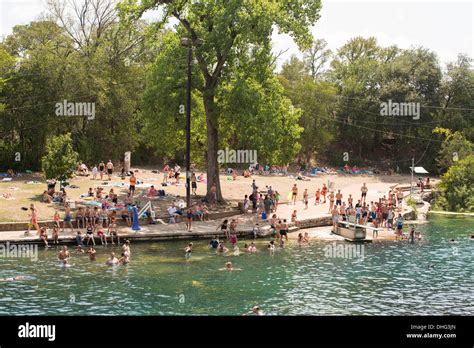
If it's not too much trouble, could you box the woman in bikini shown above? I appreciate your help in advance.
[27,204,40,235]
[217,219,229,240]
[39,226,48,247]
[53,210,61,229]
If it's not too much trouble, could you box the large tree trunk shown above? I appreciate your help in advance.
[203,90,225,203]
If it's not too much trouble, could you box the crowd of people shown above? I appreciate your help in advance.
[56,239,131,267]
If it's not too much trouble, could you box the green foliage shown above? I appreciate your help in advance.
[434,128,474,172]
[279,56,336,163]
[406,198,418,219]
[41,133,79,182]
[434,155,474,212]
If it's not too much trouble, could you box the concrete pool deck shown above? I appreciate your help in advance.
[0,200,404,245]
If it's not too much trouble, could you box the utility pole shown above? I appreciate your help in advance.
[181,37,192,208]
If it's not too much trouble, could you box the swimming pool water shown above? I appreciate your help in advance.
[0,216,472,315]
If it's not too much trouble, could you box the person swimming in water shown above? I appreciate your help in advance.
[303,232,310,243]
[106,252,119,266]
[297,232,304,244]
[122,240,131,258]
[219,261,241,271]
[58,246,70,261]
[87,246,96,261]
[252,306,264,316]
[209,236,219,249]
[217,241,229,253]
[268,240,275,252]
[409,227,415,243]
[118,253,130,265]
[246,242,257,253]
[0,275,27,282]
[184,242,193,259]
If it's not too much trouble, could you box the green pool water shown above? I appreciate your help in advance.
[0,216,472,315]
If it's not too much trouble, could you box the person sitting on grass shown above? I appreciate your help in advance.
[42,191,52,203]
[147,185,158,198]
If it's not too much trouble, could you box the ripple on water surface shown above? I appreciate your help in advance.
[0,216,472,315]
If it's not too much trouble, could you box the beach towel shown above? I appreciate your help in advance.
[2,178,12,182]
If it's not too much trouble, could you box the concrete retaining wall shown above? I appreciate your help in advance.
[0,209,240,232]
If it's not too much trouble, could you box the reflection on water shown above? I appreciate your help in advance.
[0,216,472,315]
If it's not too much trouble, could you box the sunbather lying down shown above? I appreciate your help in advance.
[1,193,15,200]
[296,172,311,181]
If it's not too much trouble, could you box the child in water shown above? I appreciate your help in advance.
[219,261,242,271]
[184,243,193,259]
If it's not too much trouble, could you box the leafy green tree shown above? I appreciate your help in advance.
[41,133,79,182]
[303,38,332,79]
[433,128,474,172]
[279,56,336,164]
[120,0,323,202]
[434,155,474,212]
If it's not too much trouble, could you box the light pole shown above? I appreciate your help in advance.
[181,37,192,209]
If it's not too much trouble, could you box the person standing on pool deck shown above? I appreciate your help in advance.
[174,164,181,184]
[62,204,75,233]
[328,191,335,213]
[106,160,114,181]
[280,219,289,241]
[335,190,343,206]
[303,189,309,209]
[361,183,368,203]
[27,204,40,236]
[321,184,328,203]
[291,184,298,205]
[186,209,193,232]
[191,172,197,195]
[129,172,137,197]
[396,214,404,240]
[98,161,105,181]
